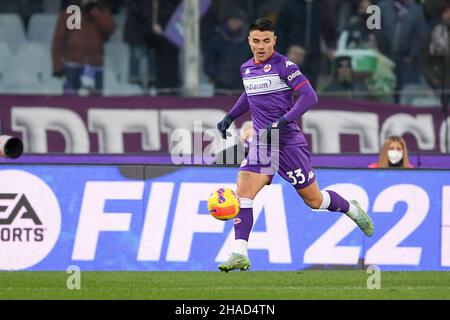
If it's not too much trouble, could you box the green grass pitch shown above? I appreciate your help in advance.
[0,271,449,300]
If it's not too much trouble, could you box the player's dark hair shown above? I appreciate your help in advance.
[248,18,275,33]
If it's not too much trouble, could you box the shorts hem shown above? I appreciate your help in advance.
[293,176,316,190]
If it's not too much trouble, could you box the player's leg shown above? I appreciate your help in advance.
[278,145,374,236]
[234,170,270,255]
[296,181,374,236]
[218,170,270,272]
[296,180,347,212]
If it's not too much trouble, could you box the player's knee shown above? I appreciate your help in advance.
[303,197,322,210]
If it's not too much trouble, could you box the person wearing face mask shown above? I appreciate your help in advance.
[369,136,414,168]
[214,120,253,165]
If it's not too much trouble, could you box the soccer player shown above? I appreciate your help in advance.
[216,18,374,272]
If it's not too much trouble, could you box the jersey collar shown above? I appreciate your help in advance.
[253,51,277,66]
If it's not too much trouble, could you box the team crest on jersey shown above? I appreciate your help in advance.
[285,60,295,68]
[245,68,250,75]
[263,64,271,72]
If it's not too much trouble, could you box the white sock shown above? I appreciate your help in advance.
[346,202,360,220]
[233,239,248,257]
[239,197,253,208]
[321,190,360,220]
[319,190,331,209]
[233,198,252,257]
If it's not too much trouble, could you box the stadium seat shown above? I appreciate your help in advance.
[399,83,441,107]
[0,41,11,84]
[14,42,53,79]
[27,13,58,45]
[103,68,143,96]
[109,13,126,42]
[0,68,42,94]
[411,96,441,107]
[40,75,64,95]
[197,83,214,97]
[104,41,130,83]
[0,14,27,53]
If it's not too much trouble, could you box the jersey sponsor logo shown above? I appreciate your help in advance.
[287,70,302,82]
[263,64,271,72]
[285,60,295,68]
[245,68,250,75]
[245,79,272,92]
[242,74,290,96]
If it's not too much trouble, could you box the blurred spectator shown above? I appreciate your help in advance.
[103,0,123,14]
[52,0,116,95]
[365,52,397,102]
[325,0,358,35]
[215,120,253,165]
[377,0,428,102]
[369,136,414,168]
[324,56,368,99]
[275,0,336,88]
[201,0,277,28]
[200,0,281,56]
[203,11,250,93]
[43,0,61,13]
[123,0,155,86]
[335,0,397,102]
[149,0,181,92]
[341,0,378,50]
[420,1,450,107]
[423,0,448,24]
[286,45,306,69]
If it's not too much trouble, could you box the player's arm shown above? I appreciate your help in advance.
[282,77,318,122]
[269,65,318,130]
[217,92,249,139]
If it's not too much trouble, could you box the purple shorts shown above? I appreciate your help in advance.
[239,143,316,189]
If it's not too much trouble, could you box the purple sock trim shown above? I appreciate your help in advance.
[325,190,350,213]
[234,207,253,241]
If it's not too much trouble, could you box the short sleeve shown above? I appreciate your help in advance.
[280,59,310,91]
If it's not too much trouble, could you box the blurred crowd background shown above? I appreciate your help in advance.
[0,0,448,108]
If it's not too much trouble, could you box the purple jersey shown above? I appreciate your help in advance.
[241,51,311,147]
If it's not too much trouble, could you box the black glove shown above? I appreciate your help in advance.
[216,114,235,139]
[52,70,65,78]
[264,117,288,144]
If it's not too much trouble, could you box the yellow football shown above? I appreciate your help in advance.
[207,187,240,221]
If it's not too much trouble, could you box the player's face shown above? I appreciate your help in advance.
[248,30,277,63]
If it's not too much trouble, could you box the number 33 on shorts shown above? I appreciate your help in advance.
[286,168,315,186]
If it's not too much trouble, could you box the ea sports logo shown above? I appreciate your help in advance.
[0,170,61,270]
